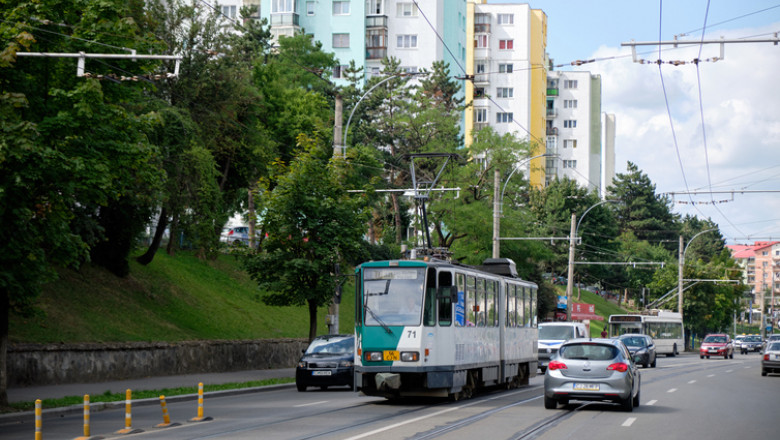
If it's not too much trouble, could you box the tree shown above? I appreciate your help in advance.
[611,162,679,250]
[242,139,369,340]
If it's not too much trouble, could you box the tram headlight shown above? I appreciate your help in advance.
[400,352,419,362]
[365,351,383,362]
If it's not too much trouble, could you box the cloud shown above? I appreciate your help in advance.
[570,23,780,242]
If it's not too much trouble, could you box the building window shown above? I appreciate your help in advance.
[476,63,486,74]
[496,112,513,123]
[333,1,350,15]
[401,66,418,74]
[563,160,577,168]
[499,63,513,73]
[547,136,557,151]
[397,34,417,48]
[475,108,488,123]
[564,120,577,128]
[221,5,237,19]
[272,0,294,13]
[499,39,513,50]
[474,87,485,98]
[564,99,578,109]
[564,139,577,148]
[397,2,418,17]
[306,1,315,15]
[333,33,350,48]
[333,65,348,79]
[496,87,513,98]
[367,0,381,14]
[563,79,578,88]
[497,13,514,24]
[475,34,488,48]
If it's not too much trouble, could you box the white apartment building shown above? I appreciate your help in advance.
[546,70,614,197]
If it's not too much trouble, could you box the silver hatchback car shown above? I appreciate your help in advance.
[544,338,641,412]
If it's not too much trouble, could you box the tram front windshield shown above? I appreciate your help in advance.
[363,268,425,326]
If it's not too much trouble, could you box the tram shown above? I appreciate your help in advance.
[354,257,538,399]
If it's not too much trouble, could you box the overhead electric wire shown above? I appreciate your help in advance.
[676,3,780,38]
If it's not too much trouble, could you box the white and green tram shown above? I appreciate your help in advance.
[354,257,538,399]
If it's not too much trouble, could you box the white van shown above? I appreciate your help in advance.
[537,322,589,372]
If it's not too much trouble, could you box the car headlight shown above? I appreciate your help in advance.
[339,360,354,368]
[298,361,307,368]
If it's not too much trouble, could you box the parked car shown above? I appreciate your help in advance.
[538,322,589,373]
[761,341,780,376]
[767,334,780,343]
[220,226,256,246]
[544,338,641,412]
[699,333,734,359]
[295,334,355,391]
[740,335,765,354]
[618,334,657,368]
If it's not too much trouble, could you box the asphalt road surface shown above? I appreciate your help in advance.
[1,352,776,440]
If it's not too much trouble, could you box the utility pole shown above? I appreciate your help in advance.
[329,94,344,334]
[678,236,684,317]
[492,168,500,258]
[566,213,576,321]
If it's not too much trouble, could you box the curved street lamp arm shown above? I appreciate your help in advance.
[575,199,618,237]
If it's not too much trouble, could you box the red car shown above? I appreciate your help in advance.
[699,333,734,359]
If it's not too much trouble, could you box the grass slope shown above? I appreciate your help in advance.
[10,251,355,343]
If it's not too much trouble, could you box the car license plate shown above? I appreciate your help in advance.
[312,371,332,376]
[708,348,718,352]
[573,383,599,391]
[383,350,400,361]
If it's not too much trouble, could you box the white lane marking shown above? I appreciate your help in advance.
[667,388,677,393]
[726,370,733,373]
[622,417,637,427]
[646,400,657,406]
[707,374,715,378]
[744,366,751,369]
[294,401,329,407]
[342,389,538,440]
[688,380,696,384]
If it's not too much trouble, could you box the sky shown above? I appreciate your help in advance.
[494,0,780,245]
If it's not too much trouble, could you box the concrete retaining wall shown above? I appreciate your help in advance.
[7,339,309,387]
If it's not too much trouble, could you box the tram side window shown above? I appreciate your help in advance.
[506,284,516,327]
[516,286,524,327]
[455,273,466,327]
[476,278,486,327]
[530,288,537,327]
[487,280,497,327]
[437,270,453,326]
[466,275,476,326]
[424,268,436,326]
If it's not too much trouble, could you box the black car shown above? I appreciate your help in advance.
[740,335,765,354]
[617,334,657,368]
[296,334,354,391]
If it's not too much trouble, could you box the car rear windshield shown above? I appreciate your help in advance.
[559,343,619,361]
[767,342,780,351]
[620,336,647,347]
[539,325,575,340]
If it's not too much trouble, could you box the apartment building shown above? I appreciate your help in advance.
[545,69,614,196]
[465,0,548,188]
[727,241,780,323]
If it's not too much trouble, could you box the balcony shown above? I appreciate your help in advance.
[547,88,559,96]
[546,108,557,118]
[473,122,489,131]
[366,15,387,28]
[546,127,559,136]
[474,23,491,33]
[270,12,299,27]
[474,73,489,85]
[366,47,387,60]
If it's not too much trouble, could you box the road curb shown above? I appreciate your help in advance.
[0,382,295,426]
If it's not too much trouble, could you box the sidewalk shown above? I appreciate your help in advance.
[7,368,296,403]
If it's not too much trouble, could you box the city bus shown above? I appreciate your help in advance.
[608,311,683,356]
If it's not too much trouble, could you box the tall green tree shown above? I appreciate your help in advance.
[611,162,679,250]
[243,139,369,340]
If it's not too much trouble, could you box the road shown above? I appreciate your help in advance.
[1,353,776,440]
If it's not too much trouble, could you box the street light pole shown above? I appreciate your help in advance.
[492,153,557,258]
[679,227,717,347]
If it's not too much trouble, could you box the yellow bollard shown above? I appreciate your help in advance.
[189,382,212,422]
[114,389,143,435]
[155,395,180,428]
[84,394,90,437]
[35,399,42,440]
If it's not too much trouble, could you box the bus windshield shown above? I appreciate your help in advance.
[363,268,425,326]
